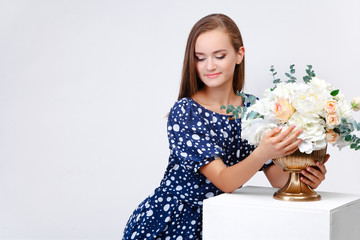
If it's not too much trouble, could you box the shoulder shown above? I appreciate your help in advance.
[168,97,208,126]
[169,98,195,120]
[169,98,193,117]
[171,97,192,110]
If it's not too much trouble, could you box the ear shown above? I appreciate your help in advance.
[236,46,245,65]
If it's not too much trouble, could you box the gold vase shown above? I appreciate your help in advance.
[272,147,327,202]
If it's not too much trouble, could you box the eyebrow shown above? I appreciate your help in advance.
[195,49,228,55]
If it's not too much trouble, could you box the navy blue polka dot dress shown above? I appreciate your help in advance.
[122,96,273,240]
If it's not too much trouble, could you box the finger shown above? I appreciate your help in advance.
[284,146,299,156]
[302,168,324,184]
[301,169,318,183]
[281,129,303,148]
[307,166,326,180]
[283,138,302,154]
[265,127,283,138]
[275,125,296,141]
[301,169,322,189]
[316,161,327,175]
[300,176,317,189]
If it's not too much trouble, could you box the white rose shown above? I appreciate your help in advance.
[248,98,274,116]
[334,91,345,101]
[272,82,308,100]
[351,96,360,111]
[298,139,327,154]
[313,139,327,151]
[310,77,334,92]
[292,88,327,115]
[241,117,278,146]
[288,111,326,142]
[298,140,314,154]
[337,100,353,120]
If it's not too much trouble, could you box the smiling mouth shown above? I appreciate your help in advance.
[205,73,221,79]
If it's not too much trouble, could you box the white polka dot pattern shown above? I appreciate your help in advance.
[122,96,273,239]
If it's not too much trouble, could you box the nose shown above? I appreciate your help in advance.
[206,57,216,71]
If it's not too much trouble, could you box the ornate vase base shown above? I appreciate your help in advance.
[273,189,321,202]
[273,172,321,202]
[272,148,327,202]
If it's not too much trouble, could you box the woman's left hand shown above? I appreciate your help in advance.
[300,154,330,189]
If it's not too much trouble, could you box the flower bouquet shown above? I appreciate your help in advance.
[224,65,360,154]
[223,65,360,201]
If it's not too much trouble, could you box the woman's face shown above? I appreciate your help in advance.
[195,29,244,90]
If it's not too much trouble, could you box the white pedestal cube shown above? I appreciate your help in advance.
[203,186,360,240]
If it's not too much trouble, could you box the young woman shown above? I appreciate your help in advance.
[122,13,328,240]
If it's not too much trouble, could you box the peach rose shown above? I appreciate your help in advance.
[324,100,337,113]
[273,98,295,122]
[326,129,339,143]
[326,113,340,126]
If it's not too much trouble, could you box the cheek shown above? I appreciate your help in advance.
[196,59,205,68]
[222,60,237,74]
[195,62,204,81]
[195,62,202,75]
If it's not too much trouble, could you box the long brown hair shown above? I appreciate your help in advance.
[177,13,245,100]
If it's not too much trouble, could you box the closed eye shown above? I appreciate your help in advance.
[196,56,206,62]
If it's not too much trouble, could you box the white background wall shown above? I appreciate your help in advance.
[1,0,359,239]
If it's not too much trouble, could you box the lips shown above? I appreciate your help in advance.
[205,72,221,79]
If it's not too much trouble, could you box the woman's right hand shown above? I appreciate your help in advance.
[256,125,303,161]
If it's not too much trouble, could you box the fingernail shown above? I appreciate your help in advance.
[307,167,311,171]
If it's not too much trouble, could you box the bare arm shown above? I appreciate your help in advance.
[200,148,270,193]
[264,164,288,188]
[200,126,302,193]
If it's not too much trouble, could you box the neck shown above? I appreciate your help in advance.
[200,85,236,106]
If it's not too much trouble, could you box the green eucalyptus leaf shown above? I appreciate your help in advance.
[249,96,257,105]
[234,112,239,119]
[303,76,311,83]
[345,135,352,141]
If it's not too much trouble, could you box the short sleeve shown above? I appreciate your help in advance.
[167,99,224,173]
